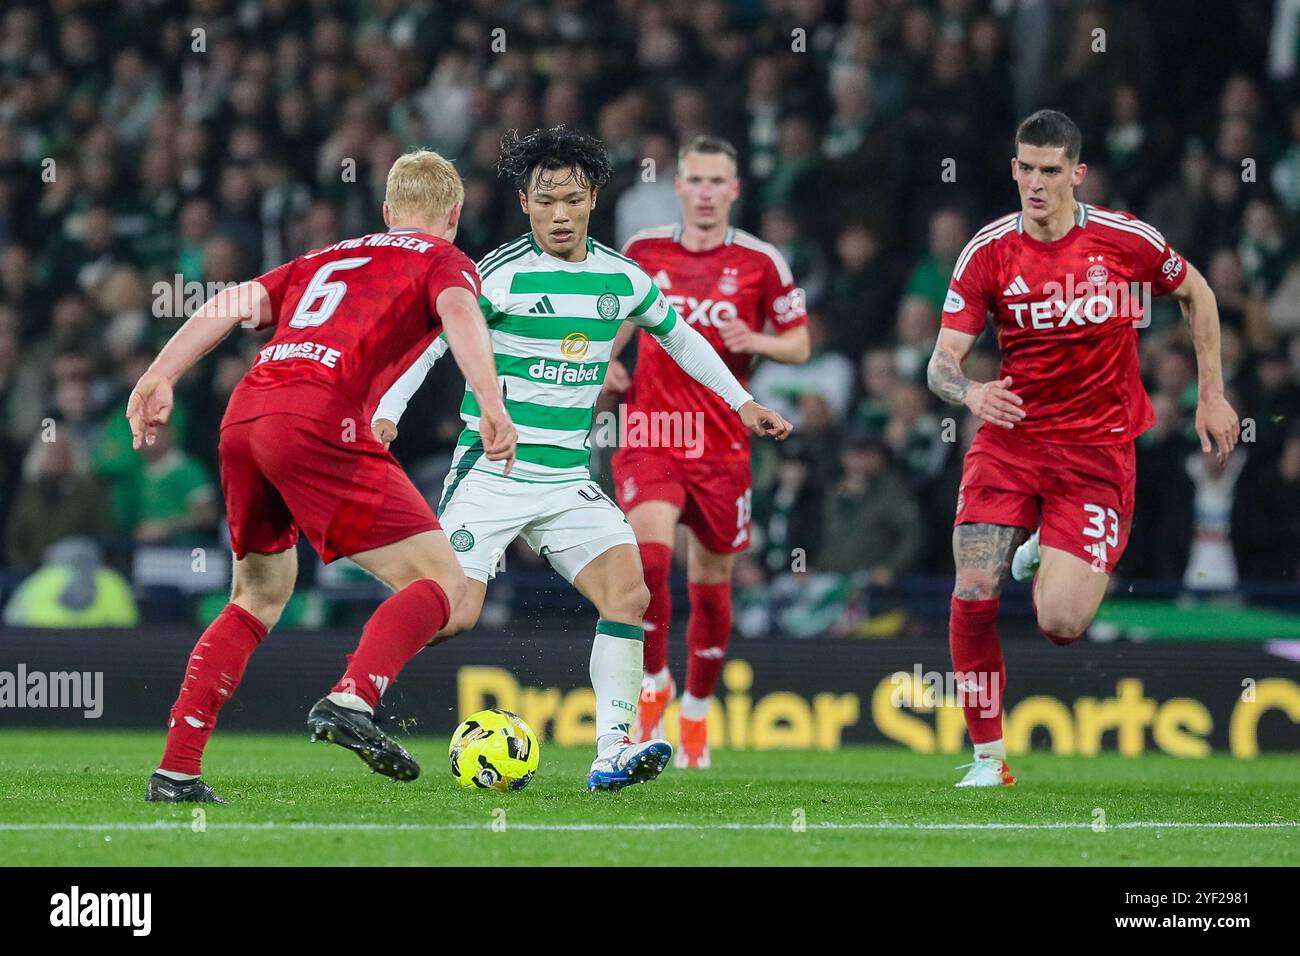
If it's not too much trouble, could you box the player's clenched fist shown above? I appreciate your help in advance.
[477,402,518,476]
[963,376,1025,430]
[739,400,793,440]
[372,418,398,449]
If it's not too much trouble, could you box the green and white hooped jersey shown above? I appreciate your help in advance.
[455,233,678,483]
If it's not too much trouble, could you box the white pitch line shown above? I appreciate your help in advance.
[0,821,1296,833]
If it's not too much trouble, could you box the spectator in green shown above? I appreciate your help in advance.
[851,348,898,436]
[818,434,923,585]
[5,429,110,572]
[133,425,217,546]
[882,381,949,488]
[904,207,968,313]
[175,197,217,283]
[93,349,189,533]
[757,115,825,216]
[0,310,48,447]
[761,205,829,305]
[894,293,940,382]
[754,438,823,575]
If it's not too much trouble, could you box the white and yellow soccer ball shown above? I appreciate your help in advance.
[449,709,540,791]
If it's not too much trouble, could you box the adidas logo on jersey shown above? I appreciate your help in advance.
[528,296,557,314]
[652,269,672,288]
[1002,275,1031,297]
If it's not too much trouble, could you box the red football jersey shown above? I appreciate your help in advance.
[222,228,478,428]
[942,203,1188,445]
[622,225,807,461]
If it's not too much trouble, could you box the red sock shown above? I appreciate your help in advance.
[685,581,732,700]
[160,603,268,776]
[948,596,1005,745]
[639,543,673,675]
[333,578,450,709]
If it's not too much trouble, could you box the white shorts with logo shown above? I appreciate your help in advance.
[438,470,638,583]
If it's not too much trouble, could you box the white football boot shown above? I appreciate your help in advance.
[1010,529,1041,583]
[954,753,1016,788]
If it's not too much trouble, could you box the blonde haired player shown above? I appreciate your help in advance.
[132,149,516,802]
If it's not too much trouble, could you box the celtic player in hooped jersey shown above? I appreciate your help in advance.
[373,127,792,791]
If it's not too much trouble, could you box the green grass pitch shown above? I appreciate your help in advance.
[1,730,1297,866]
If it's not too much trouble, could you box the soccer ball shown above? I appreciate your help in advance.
[449,709,540,791]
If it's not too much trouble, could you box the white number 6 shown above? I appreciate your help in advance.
[288,257,371,328]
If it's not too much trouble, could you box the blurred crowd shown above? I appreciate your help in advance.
[0,0,1298,624]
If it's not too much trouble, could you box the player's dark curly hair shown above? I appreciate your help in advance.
[497,125,614,195]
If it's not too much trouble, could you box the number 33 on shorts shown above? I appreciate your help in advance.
[1081,502,1119,571]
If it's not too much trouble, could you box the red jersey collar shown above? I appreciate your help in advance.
[1015,202,1089,252]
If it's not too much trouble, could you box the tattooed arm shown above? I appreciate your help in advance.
[927,328,976,405]
[927,328,1025,430]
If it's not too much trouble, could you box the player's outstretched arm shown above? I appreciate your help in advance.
[656,317,792,440]
[127,280,270,449]
[437,285,517,474]
[372,337,448,447]
[1170,262,1239,462]
[927,328,1025,430]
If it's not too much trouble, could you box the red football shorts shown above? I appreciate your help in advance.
[612,447,753,554]
[954,424,1136,574]
[219,413,440,564]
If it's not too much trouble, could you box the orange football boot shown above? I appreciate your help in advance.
[635,675,673,743]
[676,715,710,769]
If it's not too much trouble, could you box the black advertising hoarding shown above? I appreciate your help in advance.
[1,628,1297,756]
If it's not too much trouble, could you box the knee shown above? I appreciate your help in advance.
[440,567,468,612]
[231,579,292,629]
[393,562,467,609]
[440,595,479,637]
[604,580,651,625]
[1036,603,1089,644]
[953,570,1000,602]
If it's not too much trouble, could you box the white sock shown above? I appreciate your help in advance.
[155,768,198,782]
[591,619,643,753]
[680,692,710,721]
[974,738,1007,760]
[327,691,374,715]
[646,666,670,693]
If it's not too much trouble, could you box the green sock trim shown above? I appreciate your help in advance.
[595,618,644,641]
